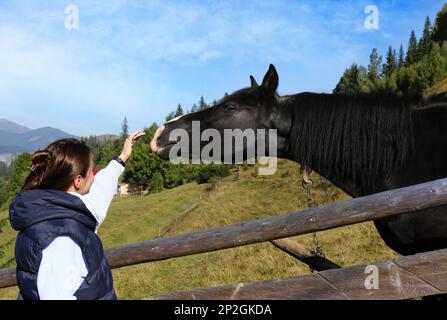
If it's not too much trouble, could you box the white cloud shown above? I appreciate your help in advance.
[0,1,372,76]
[0,0,429,135]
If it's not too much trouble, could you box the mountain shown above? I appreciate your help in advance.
[0,119,31,134]
[9,127,79,151]
[0,120,79,157]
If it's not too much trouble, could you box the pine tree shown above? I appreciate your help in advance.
[175,104,184,117]
[198,96,208,111]
[382,46,397,78]
[150,172,164,193]
[368,48,382,81]
[165,111,175,122]
[190,103,198,113]
[333,64,367,94]
[432,4,447,42]
[398,45,405,68]
[121,117,129,138]
[406,30,418,65]
[418,16,433,59]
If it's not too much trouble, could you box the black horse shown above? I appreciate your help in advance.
[151,64,447,257]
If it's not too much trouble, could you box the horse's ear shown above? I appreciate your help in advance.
[250,75,259,87]
[261,64,278,97]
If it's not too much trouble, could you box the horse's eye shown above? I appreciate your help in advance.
[224,103,236,111]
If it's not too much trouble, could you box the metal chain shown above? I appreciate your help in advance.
[300,166,325,272]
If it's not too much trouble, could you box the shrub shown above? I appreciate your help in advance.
[149,172,164,193]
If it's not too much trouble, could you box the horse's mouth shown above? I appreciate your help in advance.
[156,142,177,159]
[150,124,192,160]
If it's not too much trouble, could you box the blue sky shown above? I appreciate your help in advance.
[0,0,444,136]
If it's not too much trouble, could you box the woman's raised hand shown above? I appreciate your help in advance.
[119,130,146,162]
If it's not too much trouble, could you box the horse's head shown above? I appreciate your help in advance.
[151,64,291,163]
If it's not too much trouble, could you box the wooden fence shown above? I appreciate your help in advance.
[2,177,447,299]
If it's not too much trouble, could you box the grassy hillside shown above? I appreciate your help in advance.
[0,159,396,299]
[426,78,447,97]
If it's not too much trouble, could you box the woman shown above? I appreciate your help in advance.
[9,130,145,300]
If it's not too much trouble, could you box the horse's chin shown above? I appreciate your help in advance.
[156,143,195,161]
[157,146,207,163]
[156,142,225,163]
[156,145,174,160]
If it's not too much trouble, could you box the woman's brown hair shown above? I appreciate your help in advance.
[21,138,93,192]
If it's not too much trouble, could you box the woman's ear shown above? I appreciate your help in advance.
[73,175,83,190]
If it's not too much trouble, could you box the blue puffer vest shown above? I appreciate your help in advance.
[9,189,116,300]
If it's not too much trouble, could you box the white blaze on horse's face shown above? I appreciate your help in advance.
[166,115,184,124]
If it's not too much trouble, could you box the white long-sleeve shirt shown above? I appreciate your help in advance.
[36,160,124,300]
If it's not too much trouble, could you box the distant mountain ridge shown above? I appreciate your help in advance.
[0,119,79,156]
[0,118,31,134]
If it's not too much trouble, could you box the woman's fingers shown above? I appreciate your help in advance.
[133,131,146,140]
[129,130,146,143]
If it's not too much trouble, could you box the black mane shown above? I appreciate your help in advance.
[286,92,416,194]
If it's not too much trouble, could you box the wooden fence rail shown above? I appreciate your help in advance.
[147,248,447,300]
[2,177,447,289]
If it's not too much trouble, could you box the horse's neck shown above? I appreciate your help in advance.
[278,93,395,198]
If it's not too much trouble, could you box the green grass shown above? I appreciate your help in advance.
[0,159,397,299]
[99,182,208,247]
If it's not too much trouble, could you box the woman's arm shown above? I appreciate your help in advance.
[81,160,124,227]
[37,237,88,300]
[81,130,146,228]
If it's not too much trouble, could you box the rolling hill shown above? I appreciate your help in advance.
[426,78,447,98]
